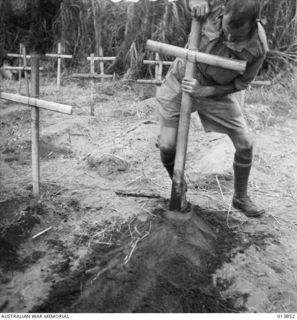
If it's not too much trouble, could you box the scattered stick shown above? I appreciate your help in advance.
[87,226,112,249]
[124,175,143,187]
[124,222,151,265]
[32,226,53,239]
[215,175,226,203]
[92,259,120,282]
[215,175,247,228]
[97,120,158,147]
[268,213,281,225]
[85,266,100,275]
[115,190,161,199]
[226,202,246,229]
[142,207,156,218]
[94,241,112,245]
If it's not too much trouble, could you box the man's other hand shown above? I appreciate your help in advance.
[182,77,213,97]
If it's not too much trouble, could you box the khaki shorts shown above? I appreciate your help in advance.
[156,60,248,135]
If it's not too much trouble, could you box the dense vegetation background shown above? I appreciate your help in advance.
[0,0,296,78]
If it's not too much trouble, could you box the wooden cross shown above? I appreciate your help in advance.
[72,47,115,81]
[71,47,115,79]
[137,53,173,85]
[86,46,116,80]
[0,54,72,198]
[71,49,115,116]
[45,42,73,89]
[7,44,31,93]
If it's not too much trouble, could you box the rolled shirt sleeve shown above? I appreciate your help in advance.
[233,54,266,91]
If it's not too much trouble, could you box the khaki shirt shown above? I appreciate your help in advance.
[173,0,269,90]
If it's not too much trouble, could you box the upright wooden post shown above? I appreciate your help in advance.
[18,44,23,93]
[155,53,163,82]
[57,42,62,89]
[90,53,95,116]
[22,46,30,96]
[170,20,202,211]
[99,46,105,77]
[155,53,159,82]
[30,55,40,198]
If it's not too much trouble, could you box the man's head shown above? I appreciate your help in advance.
[222,0,260,42]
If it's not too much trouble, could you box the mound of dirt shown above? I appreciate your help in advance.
[32,205,244,313]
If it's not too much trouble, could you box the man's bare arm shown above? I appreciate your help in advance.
[182,77,239,98]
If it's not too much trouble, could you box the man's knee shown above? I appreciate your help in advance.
[159,139,176,153]
[237,140,253,159]
[230,133,254,159]
[158,126,177,162]
[159,143,176,164]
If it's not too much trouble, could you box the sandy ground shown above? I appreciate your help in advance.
[0,77,297,313]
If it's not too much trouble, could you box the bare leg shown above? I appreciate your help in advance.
[159,126,178,179]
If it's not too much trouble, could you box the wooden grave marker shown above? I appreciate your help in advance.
[137,53,173,85]
[45,42,73,89]
[0,54,72,198]
[72,47,115,80]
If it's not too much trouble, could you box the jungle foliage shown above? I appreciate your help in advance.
[0,0,296,77]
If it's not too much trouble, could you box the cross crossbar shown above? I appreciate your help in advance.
[0,92,72,114]
[7,53,31,59]
[143,60,172,66]
[146,40,246,72]
[87,57,116,61]
[45,53,72,59]
[3,66,44,71]
[71,73,113,79]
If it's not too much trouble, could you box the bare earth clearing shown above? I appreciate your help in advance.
[0,76,297,313]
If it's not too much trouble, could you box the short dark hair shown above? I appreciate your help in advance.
[224,0,260,29]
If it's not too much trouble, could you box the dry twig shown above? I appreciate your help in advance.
[115,190,161,198]
[97,120,158,147]
[124,221,152,265]
[32,226,53,239]
[215,175,226,202]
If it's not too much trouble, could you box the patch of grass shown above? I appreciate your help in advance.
[246,69,297,121]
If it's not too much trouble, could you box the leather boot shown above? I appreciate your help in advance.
[233,153,265,218]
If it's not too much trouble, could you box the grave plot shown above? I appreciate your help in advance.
[1,70,297,313]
